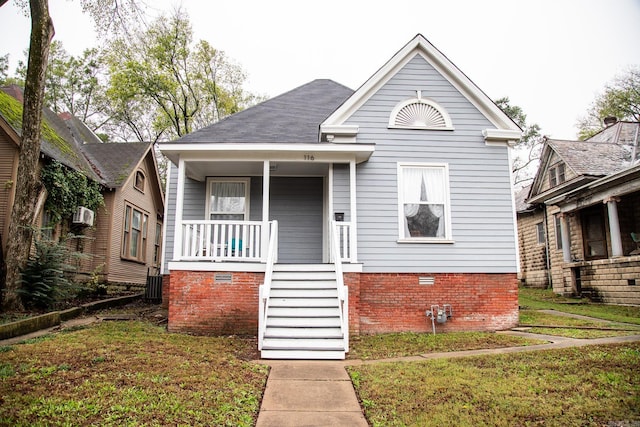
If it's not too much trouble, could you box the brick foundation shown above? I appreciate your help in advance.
[168,270,263,335]
[350,272,519,334]
[167,270,519,336]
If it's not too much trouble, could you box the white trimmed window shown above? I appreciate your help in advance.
[206,178,250,220]
[122,204,149,262]
[398,163,452,241]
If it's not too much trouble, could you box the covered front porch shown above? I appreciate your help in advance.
[550,168,640,304]
[161,143,374,268]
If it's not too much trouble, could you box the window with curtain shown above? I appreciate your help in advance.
[207,178,249,220]
[398,164,451,240]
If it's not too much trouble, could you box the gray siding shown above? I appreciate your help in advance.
[346,54,517,273]
[270,177,323,263]
[332,164,351,220]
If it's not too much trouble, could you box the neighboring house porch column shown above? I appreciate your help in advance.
[605,197,623,257]
[172,158,186,260]
[560,213,572,263]
[262,160,270,258]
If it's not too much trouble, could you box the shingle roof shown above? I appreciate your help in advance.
[0,85,152,189]
[81,142,152,188]
[171,79,353,144]
[515,185,534,213]
[0,86,99,181]
[547,139,630,176]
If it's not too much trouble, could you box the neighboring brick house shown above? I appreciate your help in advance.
[515,185,548,288]
[0,85,164,292]
[160,34,522,359]
[519,120,640,305]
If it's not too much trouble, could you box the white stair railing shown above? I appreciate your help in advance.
[258,220,278,351]
[330,220,349,352]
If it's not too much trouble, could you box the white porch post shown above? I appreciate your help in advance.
[560,213,572,263]
[605,197,623,257]
[349,159,358,262]
[172,158,186,260]
[262,160,270,260]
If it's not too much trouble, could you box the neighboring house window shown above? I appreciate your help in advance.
[398,163,451,241]
[154,222,162,265]
[582,206,607,260]
[134,171,145,192]
[122,204,149,262]
[536,222,545,244]
[207,178,250,220]
[548,163,566,187]
[41,210,53,240]
[554,215,563,250]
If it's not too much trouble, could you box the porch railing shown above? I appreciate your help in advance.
[334,221,354,263]
[258,220,278,350]
[330,220,349,352]
[180,220,265,261]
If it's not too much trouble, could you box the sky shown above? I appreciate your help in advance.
[1,0,639,140]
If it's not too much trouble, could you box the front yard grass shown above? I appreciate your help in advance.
[0,321,268,426]
[518,288,640,338]
[347,342,640,426]
[348,332,545,360]
[519,288,640,325]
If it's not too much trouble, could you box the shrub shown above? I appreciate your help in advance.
[17,234,86,310]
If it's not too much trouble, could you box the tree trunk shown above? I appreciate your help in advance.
[1,0,54,311]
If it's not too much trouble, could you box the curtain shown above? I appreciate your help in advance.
[403,167,445,238]
[210,182,245,219]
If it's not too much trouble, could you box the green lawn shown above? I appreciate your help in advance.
[347,287,640,426]
[2,288,639,426]
[0,321,268,426]
[348,343,640,426]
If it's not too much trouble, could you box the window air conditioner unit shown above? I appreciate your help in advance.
[73,206,95,226]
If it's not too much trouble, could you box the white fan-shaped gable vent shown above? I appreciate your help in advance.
[389,92,453,130]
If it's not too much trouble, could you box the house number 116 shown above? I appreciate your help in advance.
[304,154,315,161]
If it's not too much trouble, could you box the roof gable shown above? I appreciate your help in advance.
[321,34,521,144]
[170,79,353,144]
[81,142,153,188]
[528,135,635,203]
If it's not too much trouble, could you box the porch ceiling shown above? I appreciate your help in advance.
[184,161,329,180]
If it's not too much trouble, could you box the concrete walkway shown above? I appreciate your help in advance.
[255,331,640,426]
[256,361,368,427]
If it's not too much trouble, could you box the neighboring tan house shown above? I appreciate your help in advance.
[0,85,164,291]
[515,185,548,288]
[520,120,640,305]
[160,34,522,359]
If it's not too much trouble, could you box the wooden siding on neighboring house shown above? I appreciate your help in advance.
[344,54,517,273]
[108,154,163,285]
[0,131,18,249]
[93,191,115,282]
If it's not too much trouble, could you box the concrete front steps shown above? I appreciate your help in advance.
[261,264,347,360]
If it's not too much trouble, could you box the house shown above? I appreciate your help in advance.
[0,85,165,292]
[160,34,522,359]
[515,184,548,288]
[519,119,640,305]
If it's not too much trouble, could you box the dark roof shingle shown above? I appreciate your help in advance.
[171,79,353,144]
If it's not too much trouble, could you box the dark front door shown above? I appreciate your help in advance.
[270,177,323,263]
[582,205,608,260]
